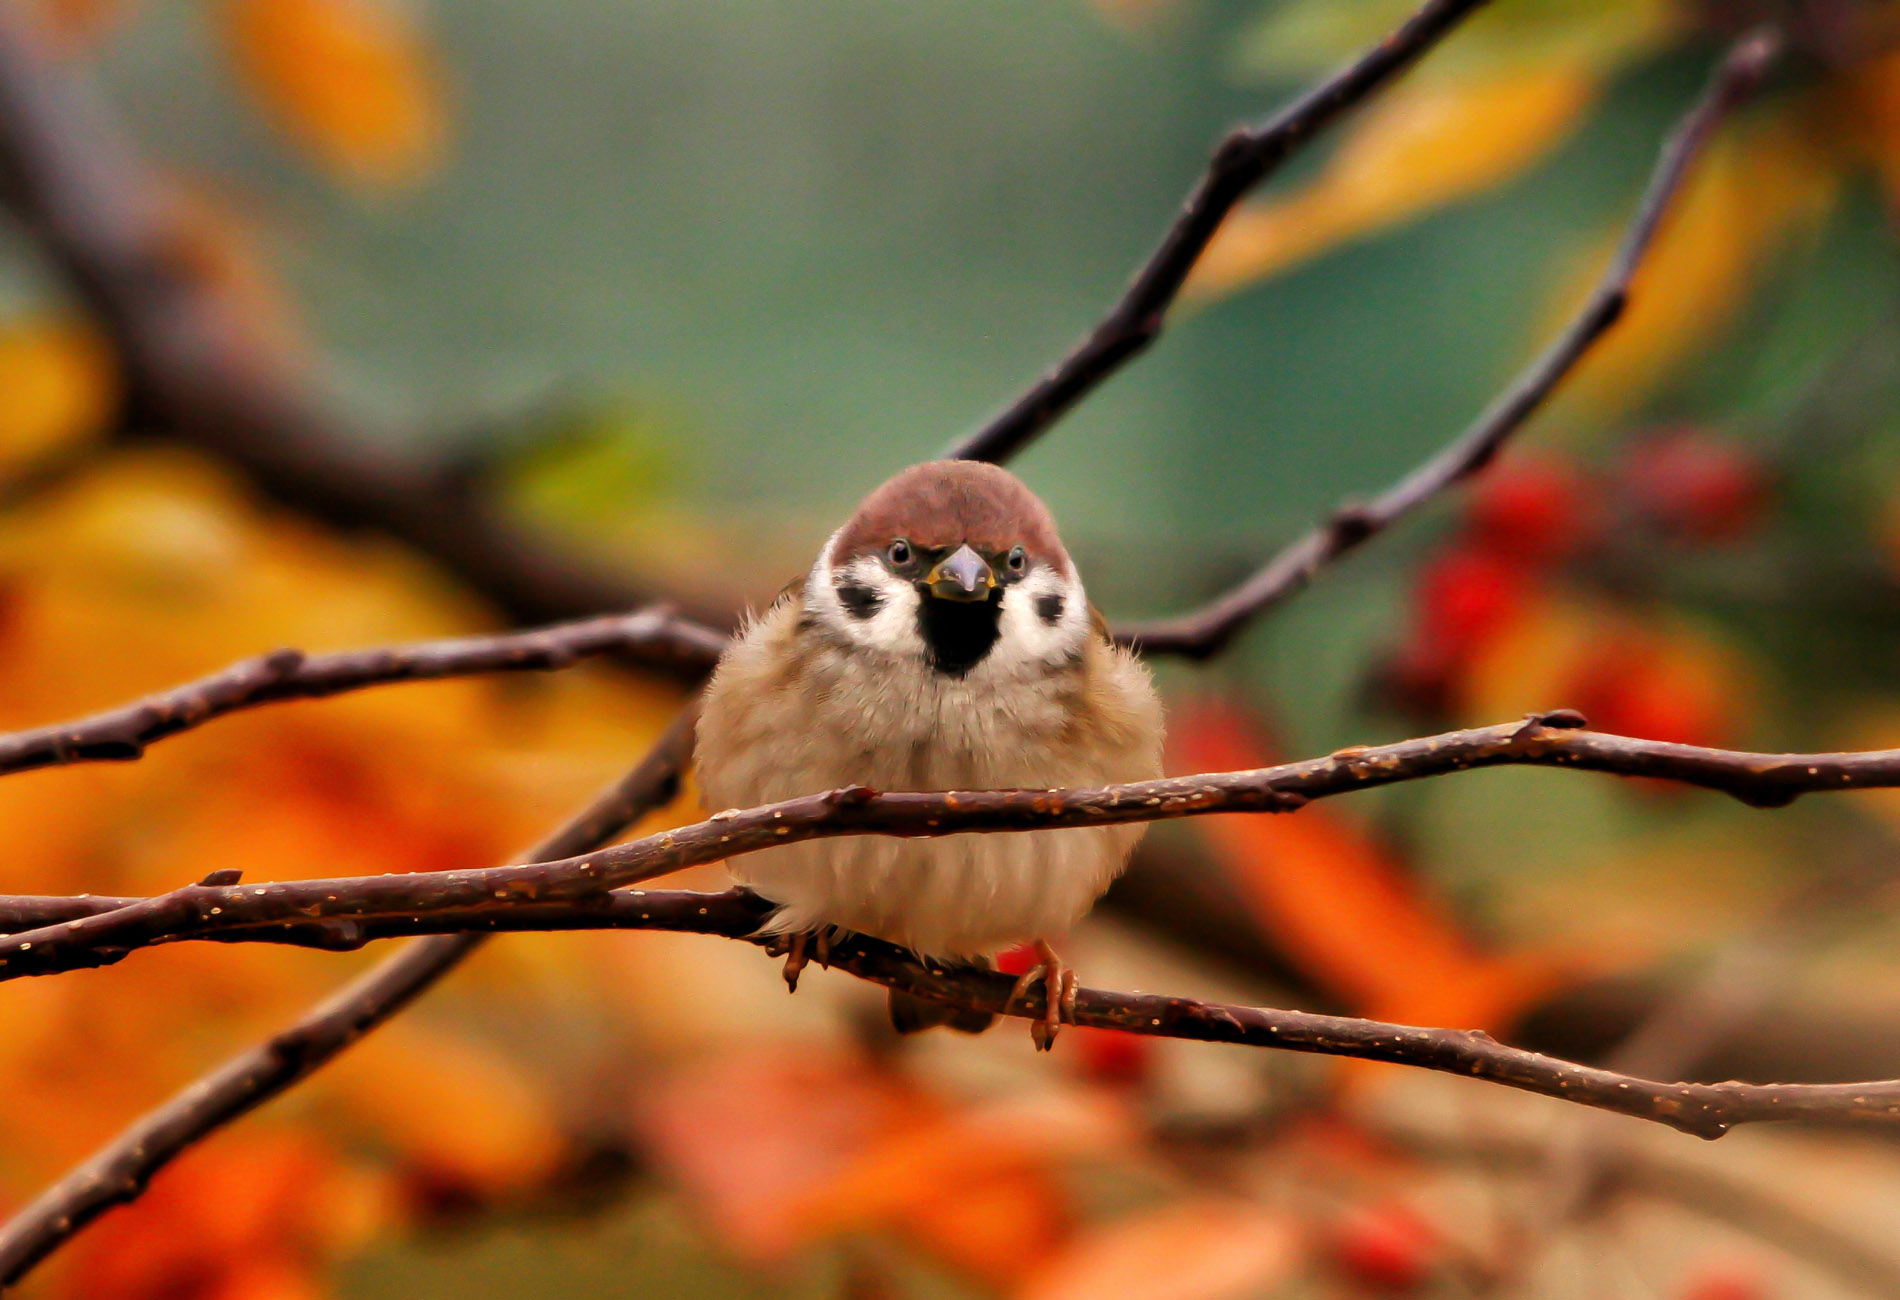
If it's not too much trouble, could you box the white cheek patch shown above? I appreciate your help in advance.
[996,563,1088,669]
[807,539,924,659]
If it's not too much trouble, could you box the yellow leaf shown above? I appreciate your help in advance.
[1534,121,1838,422]
[223,0,447,187]
[1191,63,1598,296]
[0,318,115,472]
[1237,0,1676,84]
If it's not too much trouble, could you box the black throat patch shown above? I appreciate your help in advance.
[917,591,1003,677]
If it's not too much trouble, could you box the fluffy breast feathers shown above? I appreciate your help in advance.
[695,591,1164,957]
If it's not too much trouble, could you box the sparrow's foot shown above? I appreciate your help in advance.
[781,925,845,994]
[1005,939,1077,1052]
[782,931,811,993]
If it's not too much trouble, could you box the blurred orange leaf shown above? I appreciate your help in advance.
[634,1044,921,1260]
[1017,1199,1300,1300]
[1171,701,1561,1029]
[1191,63,1597,296]
[797,1091,1128,1286]
[636,1045,1123,1286]
[321,1020,562,1194]
[224,0,447,187]
[52,1129,385,1300]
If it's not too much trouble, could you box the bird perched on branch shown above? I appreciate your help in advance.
[696,460,1164,1049]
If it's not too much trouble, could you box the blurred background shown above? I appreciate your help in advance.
[5,0,1900,1296]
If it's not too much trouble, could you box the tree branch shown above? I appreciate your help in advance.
[1117,28,1782,658]
[11,711,1900,979]
[0,706,700,1287]
[7,884,1898,1143]
[0,608,722,777]
[0,4,736,640]
[944,0,1492,463]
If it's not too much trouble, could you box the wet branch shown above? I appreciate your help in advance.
[1,884,1897,1143]
[8,711,1900,981]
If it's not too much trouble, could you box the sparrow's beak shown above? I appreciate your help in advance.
[924,544,995,602]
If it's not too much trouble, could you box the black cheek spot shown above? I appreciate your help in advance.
[1035,593,1066,626]
[836,582,883,620]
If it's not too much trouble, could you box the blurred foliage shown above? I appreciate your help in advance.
[6,0,1900,1298]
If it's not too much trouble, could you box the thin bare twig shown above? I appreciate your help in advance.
[0,609,722,778]
[0,706,700,1288]
[1119,29,1782,658]
[944,0,1492,463]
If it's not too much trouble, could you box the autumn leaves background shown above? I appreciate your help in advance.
[5,0,1900,1297]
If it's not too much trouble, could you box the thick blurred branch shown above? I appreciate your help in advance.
[0,4,733,646]
[0,706,700,1288]
[945,0,1491,463]
[0,608,721,777]
[18,711,1900,978]
[1120,29,1783,657]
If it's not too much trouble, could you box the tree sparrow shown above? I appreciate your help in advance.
[695,460,1164,1049]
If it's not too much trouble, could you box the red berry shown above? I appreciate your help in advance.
[1467,456,1592,562]
[1413,546,1530,655]
[1619,428,1769,542]
[1326,1202,1440,1291]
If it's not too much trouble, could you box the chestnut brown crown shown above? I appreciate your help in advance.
[831,461,1068,570]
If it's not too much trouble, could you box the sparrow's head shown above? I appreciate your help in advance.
[805,461,1091,677]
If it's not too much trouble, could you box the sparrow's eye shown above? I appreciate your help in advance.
[1006,546,1027,575]
[887,539,913,566]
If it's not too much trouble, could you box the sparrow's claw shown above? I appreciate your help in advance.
[1005,939,1077,1052]
[782,931,811,993]
[813,925,841,969]
[782,926,848,993]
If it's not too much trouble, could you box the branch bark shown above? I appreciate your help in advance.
[0,705,699,1288]
[10,712,1900,979]
[9,884,1897,1143]
[1117,29,1781,657]
[944,0,1493,463]
[0,608,721,777]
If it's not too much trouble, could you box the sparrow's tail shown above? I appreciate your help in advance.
[887,952,996,1035]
